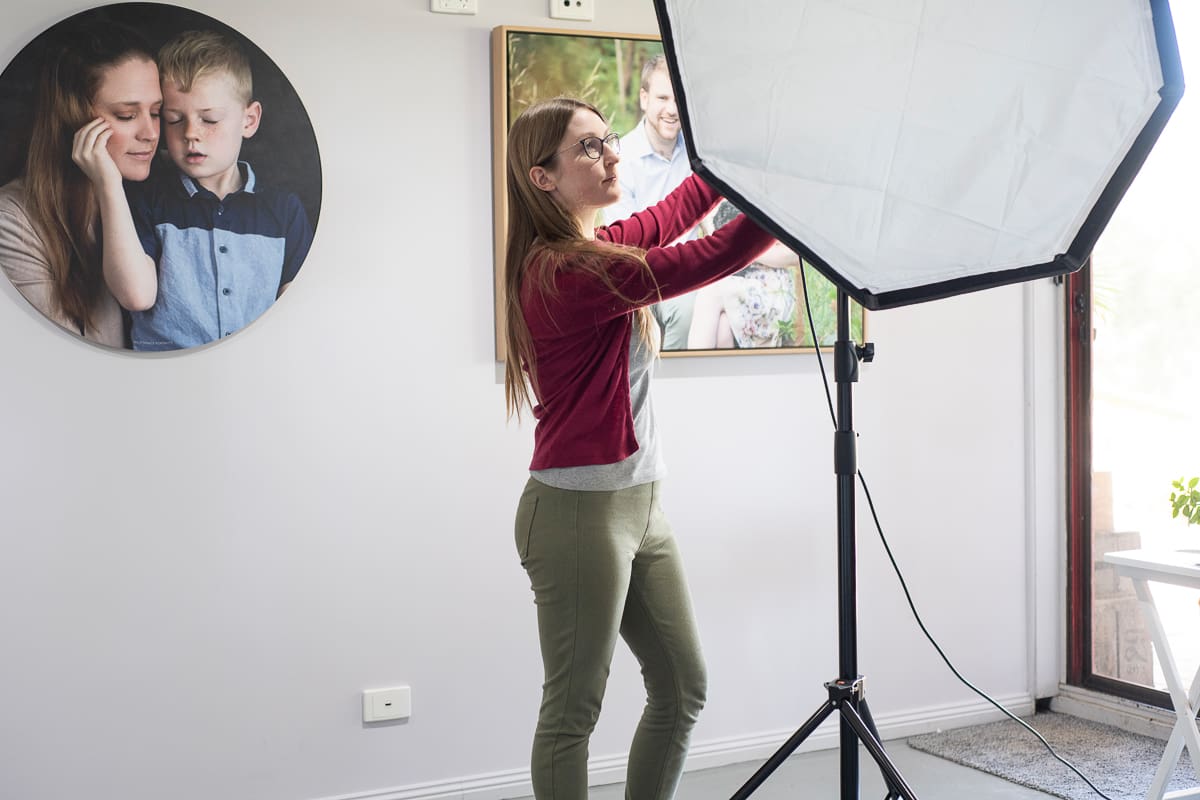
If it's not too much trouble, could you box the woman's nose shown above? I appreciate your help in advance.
[137,114,157,141]
[603,139,619,165]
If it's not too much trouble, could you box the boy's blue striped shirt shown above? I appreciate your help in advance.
[127,161,313,351]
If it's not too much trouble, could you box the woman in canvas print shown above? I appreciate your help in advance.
[0,20,160,347]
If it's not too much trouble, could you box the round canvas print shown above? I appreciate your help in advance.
[0,2,321,352]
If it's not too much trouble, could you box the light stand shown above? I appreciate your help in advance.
[730,290,917,800]
[645,4,1182,797]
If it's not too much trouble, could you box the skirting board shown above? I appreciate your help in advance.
[312,692,1033,800]
[1051,684,1177,741]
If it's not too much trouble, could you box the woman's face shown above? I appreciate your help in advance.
[90,57,162,181]
[540,108,620,219]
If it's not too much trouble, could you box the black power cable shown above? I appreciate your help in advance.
[795,263,1116,800]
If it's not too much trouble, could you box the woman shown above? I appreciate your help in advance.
[504,97,775,800]
[0,23,161,347]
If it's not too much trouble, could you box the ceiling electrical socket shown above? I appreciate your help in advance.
[363,687,411,722]
[550,0,595,22]
[431,0,477,14]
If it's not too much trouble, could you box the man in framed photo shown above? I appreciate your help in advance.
[604,54,700,350]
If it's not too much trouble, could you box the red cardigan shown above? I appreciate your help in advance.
[522,174,776,470]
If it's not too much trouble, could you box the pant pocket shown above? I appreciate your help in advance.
[514,494,540,563]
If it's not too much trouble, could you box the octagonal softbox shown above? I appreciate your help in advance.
[653,0,1184,309]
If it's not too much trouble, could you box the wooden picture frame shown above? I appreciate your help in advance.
[491,25,865,361]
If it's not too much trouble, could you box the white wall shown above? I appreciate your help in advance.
[0,1,1066,799]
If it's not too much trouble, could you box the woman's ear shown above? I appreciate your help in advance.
[529,165,556,193]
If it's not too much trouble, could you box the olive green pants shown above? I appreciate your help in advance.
[514,478,707,800]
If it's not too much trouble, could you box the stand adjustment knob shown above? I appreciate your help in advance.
[857,342,875,363]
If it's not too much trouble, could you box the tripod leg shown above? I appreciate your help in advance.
[859,698,904,800]
[730,701,837,800]
[839,703,920,800]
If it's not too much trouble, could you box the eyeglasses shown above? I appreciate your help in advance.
[548,132,621,162]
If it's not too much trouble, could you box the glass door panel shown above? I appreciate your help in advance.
[1086,2,1200,696]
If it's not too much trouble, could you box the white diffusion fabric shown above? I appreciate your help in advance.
[663,0,1166,296]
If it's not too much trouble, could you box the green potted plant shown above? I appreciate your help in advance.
[1169,477,1200,526]
[1168,478,1200,609]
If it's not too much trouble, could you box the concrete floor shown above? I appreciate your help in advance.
[516,742,1060,799]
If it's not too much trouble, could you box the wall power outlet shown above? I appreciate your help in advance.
[363,687,411,722]
[550,0,595,22]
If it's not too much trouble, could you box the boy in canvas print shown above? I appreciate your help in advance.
[91,29,313,350]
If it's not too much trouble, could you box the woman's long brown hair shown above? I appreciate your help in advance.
[23,25,154,334]
[503,98,660,419]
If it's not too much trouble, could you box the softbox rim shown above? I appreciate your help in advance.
[651,0,1186,311]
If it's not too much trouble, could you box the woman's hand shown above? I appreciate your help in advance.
[71,118,122,190]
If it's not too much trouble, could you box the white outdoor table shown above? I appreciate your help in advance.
[1104,549,1200,800]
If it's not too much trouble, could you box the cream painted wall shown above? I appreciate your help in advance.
[0,2,1064,799]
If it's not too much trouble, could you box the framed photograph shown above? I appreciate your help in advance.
[0,2,320,353]
[491,25,865,361]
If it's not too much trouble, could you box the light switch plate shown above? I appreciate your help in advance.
[431,0,477,14]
